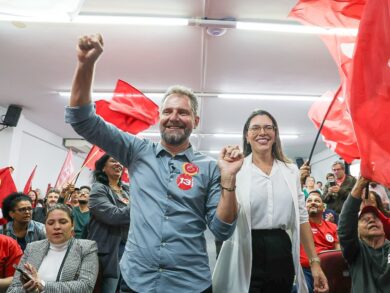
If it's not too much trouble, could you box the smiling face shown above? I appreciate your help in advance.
[306,193,324,216]
[358,212,385,239]
[45,209,73,244]
[159,94,199,148]
[46,192,60,208]
[245,114,276,155]
[103,157,123,181]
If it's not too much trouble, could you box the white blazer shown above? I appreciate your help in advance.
[212,155,308,293]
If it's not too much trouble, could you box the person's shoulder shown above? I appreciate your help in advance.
[74,238,98,251]
[91,182,109,192]
[0,233,19,247]
[30,220,45,229]
[27,239,48,248]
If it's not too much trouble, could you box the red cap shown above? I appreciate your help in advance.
[359,205,390,240]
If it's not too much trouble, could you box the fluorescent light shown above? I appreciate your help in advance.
[236,21,358,36]
[58,91,164,101]
[218,94,319,102]
[74,15,188,26]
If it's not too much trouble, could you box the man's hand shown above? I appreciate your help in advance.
[299,161,311,187]
[328,185,340,193]
[351,176,370,199]
[77,34,104,67]
[217,145,244,177]
[311,263,329,293]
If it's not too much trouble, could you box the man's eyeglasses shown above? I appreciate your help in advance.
[332,168,343,172]
[14,207,33,213]
[248,124,276,135]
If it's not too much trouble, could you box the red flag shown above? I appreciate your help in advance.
[55,149,75,189]
[290,0,363,162]
[23,165,37,194]
[349,0,390,187]
[46,183,52,194]
[95,79,159,134]
[0,167,17,208]
[83,79,160,171]
[82,145,105,170]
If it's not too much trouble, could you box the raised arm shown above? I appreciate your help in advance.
[70,34,104,107]
[338,176,369,263]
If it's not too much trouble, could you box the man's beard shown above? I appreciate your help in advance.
[161,128,191,145]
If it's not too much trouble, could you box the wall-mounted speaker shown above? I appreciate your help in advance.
[2,105,22,127]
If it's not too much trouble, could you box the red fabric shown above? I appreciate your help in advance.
[0,167,17,208]
[121,168,129,183]
[308,91,360,163]
[82,146,105,170]
[300,219,339,268]
[23,165,37,194]
[55,149,75,190]
[349,0,390,187]
[289,1,363,162]
[95,79,159,134]
[0,234,23,278]
[84,80,159,171]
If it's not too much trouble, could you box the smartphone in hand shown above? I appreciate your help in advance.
[13,264,34,282]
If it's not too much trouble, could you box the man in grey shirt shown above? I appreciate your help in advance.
[65,33,243,292]
[338,176,390,293]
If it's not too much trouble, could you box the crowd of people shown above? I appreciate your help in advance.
[1,33,389,293]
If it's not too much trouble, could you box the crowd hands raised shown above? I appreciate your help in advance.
[1,33,389,293]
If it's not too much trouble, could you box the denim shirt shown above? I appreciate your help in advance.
[65,104,236,292]
[4,220,46,251]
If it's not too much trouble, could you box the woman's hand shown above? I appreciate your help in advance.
[22,263,44,293]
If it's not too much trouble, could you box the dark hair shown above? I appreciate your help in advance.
[369,191,390,217]
[93,154,122,186]
[45,203,74,224]
[308,190,323,199]
[242,109,290,163]
[326,173,335,180]
[1,192,32,221]
[27,189,39,207]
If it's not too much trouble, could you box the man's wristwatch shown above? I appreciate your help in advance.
[309,256,321,266]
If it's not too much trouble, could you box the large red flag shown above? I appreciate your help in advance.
[0,167,17,208]
[23,165,37,194]
[55,149,75,190]
[82,79,160,172]
[349,0,390,187]
[289,0,363,162]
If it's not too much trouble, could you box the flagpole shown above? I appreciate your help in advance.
[71,147,102,186]
[307,86,342,165]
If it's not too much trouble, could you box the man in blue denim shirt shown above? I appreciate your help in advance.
[65,34,243,293]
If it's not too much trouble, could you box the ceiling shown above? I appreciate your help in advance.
[0,0,340,160]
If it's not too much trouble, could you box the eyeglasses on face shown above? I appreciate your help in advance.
[14,207,33,213]
[332,168,343,172]
[248,124,276,135]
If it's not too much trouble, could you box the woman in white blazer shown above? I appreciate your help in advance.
[213,110,328,293]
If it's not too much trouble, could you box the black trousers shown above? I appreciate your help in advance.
[249,229,295,293]
[120,279,212,293]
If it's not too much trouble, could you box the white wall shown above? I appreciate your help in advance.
[309,148,339,184]
[0,109,92,194]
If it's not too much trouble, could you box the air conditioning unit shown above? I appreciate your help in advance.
[63,138,92,153]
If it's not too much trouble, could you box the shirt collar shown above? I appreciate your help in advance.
[155,142,194,161]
